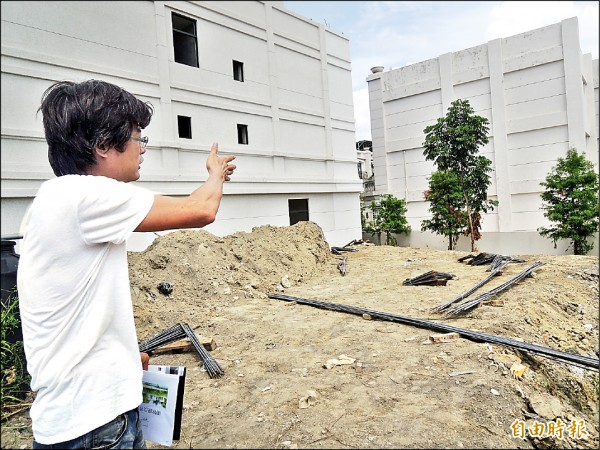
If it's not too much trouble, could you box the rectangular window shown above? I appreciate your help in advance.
[288,199,309,225]
[237,124,248,145]
[177,115,192,139]
[233,60,244,82]
[172,12,198,68]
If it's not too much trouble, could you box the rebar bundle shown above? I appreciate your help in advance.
[459,253,495,266]
[486,255,527,272]
[138,323,224,378]
[181,323,224,378]
[138,323,186,353]
[331,246,358,255]
[458,252,526,270]
[431,255,511,312]
[442,261,545,317]
[403,270,455,286]
[267,293,599,371]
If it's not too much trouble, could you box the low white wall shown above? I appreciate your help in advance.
[363,230,600,257]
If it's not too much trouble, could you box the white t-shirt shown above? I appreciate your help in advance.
[17,175,154,444]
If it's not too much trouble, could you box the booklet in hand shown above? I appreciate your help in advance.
[139,365,186,446]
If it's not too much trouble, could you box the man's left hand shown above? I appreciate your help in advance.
[140,352,149,370]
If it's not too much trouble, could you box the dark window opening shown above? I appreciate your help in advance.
[172,12,199,68]
[233,60,244,82]
[288,199,309,225]
[178,115,192,139]
[237,124,248,145]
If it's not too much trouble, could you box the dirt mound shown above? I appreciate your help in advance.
[127,221,340,339]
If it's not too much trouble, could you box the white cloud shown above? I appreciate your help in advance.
[486,1,573,40]
[486,1,598,57]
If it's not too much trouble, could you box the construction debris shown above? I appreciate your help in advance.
[403,270,455,286]
[298,390,318,408]
[337,256,348,276]
[458,252,527,270]
[157,281,174,295]
[149,336,217,355]
[429,332,461,343]
[510,362,529,380]
[267,293,599,372]
[138,323,224,378]
[323,355,356,369]
[331,246,359,255]
[442,261,545,317]
[449,370,478,377]
[181,323,224,378]
[482,299,505,307]
[431,255,512,312]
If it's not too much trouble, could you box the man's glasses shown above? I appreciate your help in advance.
[131,136,149,149]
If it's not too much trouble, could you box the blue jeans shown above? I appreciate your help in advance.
[33,408,146,449]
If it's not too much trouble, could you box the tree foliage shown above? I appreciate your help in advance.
[421,170,468,250]
[538,148,599,255]
[422,99,497,251]
[364,194,411,246]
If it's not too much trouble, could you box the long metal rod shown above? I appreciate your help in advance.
[139,324,186,353]
[181,323,224,378]
[432,256,510,312]
[443,261,545,317]
[268,293,599,371]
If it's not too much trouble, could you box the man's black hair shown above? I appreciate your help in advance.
[38,79,154,176]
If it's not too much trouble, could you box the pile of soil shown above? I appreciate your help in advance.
[2,221,598,449]
[128,221,336,335]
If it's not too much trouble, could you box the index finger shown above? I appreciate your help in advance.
[211,142,218,154]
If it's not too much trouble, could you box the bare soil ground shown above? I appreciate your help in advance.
[2,221,599,449]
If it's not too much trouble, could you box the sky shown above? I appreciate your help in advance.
[283,1,600,141]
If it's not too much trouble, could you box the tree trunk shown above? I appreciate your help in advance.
[463,191,476,252]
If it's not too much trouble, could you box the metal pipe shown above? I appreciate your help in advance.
[268,293,599,371]
[444,261,545,316]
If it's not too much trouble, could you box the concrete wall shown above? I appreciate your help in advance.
[364,230,599,257]
[0,0,363,250]
[366,17,599,255]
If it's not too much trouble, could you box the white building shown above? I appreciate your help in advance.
[1,0,363,250]
[367,17,599,255]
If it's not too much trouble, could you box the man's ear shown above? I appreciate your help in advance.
[94,146,111,160]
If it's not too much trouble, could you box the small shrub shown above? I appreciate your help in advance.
[1,290,31,420]
[364,194,411,246]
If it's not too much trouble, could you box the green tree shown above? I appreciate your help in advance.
[538,148,599,255]
[422,99,498,251]
[421,170,468,250]
[365,194,411,246]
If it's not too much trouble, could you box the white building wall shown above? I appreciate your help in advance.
[366,17,599,255]
[591,58,599,155]
[1,0,363,250]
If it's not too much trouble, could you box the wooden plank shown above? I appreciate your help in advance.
[482,299,505,307]
[149,336,216,355]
